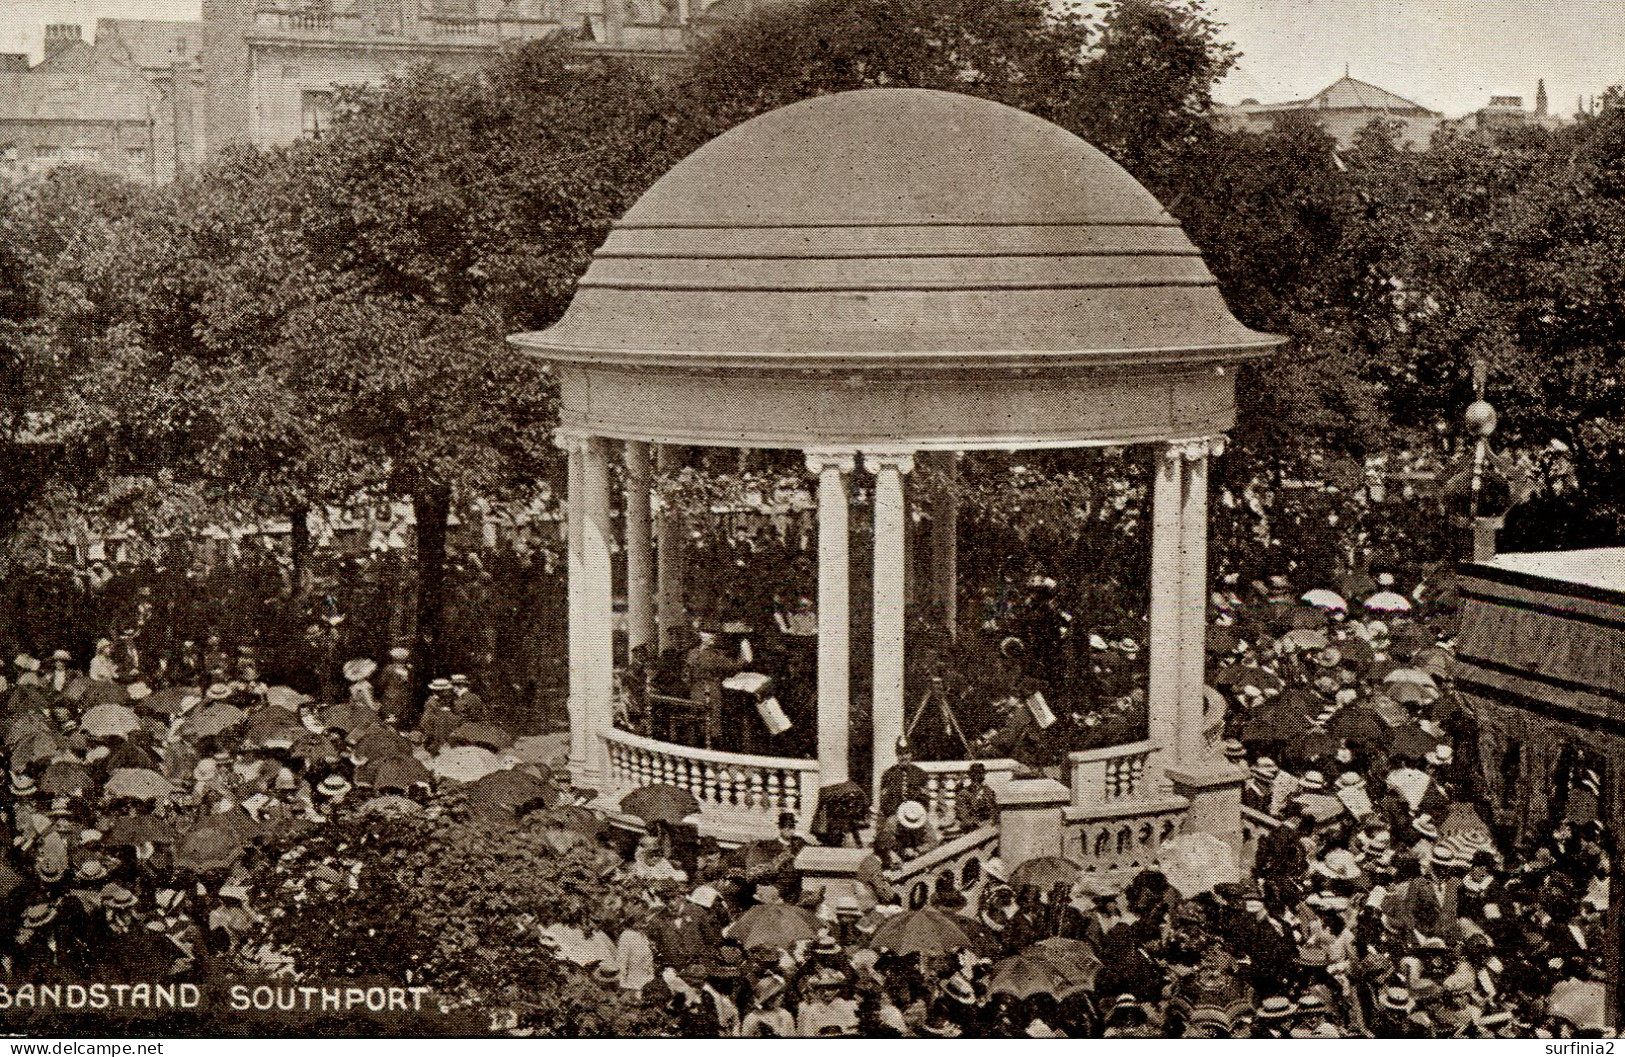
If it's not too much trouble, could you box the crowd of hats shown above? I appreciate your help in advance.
[0,566,1614,1039]
[559,570,1611,1038]
[0,646,562,986]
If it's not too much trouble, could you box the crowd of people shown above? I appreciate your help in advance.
[0,557,1614,1039]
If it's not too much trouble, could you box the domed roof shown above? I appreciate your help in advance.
[511,88,1281,371]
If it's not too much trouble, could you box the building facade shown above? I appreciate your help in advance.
[0,0,708,184]
[1211,74,1444,151]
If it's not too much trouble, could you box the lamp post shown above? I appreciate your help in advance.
[1441,360,1529,563]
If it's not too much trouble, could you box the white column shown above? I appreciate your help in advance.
[867,451,915,793]
[624,441,654,659]
[929,452,959,637]
[558,432,589,776]
[580,436,615,786]
[1177,436,1223,768]
[807,450,855,786]
[655,444,685,654]
[1147,444,1183,785]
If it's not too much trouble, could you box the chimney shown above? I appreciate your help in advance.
[43,23,83,62]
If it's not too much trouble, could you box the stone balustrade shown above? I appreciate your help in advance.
[1069,740,1158,803]
[914,758,1019,829]
[1062,797,1189,876]
[886,825,1001,911]
[603,728,820,839]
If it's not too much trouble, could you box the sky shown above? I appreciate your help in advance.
[0,0,1621,118]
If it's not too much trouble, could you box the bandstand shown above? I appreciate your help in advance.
[509,88,1285,854]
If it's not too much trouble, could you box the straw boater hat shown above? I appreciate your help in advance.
[450,674,470,686]
[389,647,410,662]
[1295,992,1329,1015]
[50,650,71,662]
[206,683,233,701]
[1251,758,1280,781]
[1298,771,1327,793]
[101,884,137,910]
[1257,996,1296,1021]
[896,801,928,830]
[342,659,377,683]
[1412,814,1441,840]
[22,904,56,929]
[1313,849,1363,882]
[1378,986,1415,1015]
[428,678,452,693]
[317,775,352,798]
[10,772,37,797]
[1222,739,1246,761]
[942,975,977,1005]
[1335,772,1366,791]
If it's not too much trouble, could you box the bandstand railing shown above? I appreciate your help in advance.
[602,728,820,837]
[1064,739,1188,877]
[886,824,1001,911]
[1069,740,1158,803]
[915,759,1020,829]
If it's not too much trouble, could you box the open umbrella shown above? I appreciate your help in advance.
[104,813,177,847]
[1385,681,1437,706]
[1010,855,1080,890]
[319,703,372,733]
[358,755,432,791]
[41,760,92,797]
[1325,706,1387,750]
[1389,724,1440,760]
[620,783,701,825]
[431,745,503,784]
[4,684,53,716]
[1282,606,1330,630]
[451,722,513,751]
[1158,832,1240,898]
[1213,666,1284,694]
[81,703,141,739]
[244,707,304,743]
[988,938,1102,1000]
[1205,625,1241,655]
[1385,667,1437,689]
[1364,591,1413,613]
[264,686,310,712]
[724,902,823,950]
[510,735,560,765]
[5,712,50,750]
[288,732,341,766]
[17,732,63,767]
[142,686,198,716]
[1548,979,1606,1034]
[78,681,131,708]
[868,908,995,956]
[1240,691,1318,743]
[184,702,246,738]
[1300,589,1348,612]
[1278,628,1329,653]
[173,824,244,872]
[469,768,553,811]
[1331,636,1375,669]
[103,768,175,802]
[350,725,415,762]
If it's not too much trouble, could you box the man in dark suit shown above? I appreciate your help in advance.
[684,629,740,750]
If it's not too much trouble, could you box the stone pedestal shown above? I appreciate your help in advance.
[992,778,1071,867]
[1168,764,1246,854]
[795,846,887,906]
